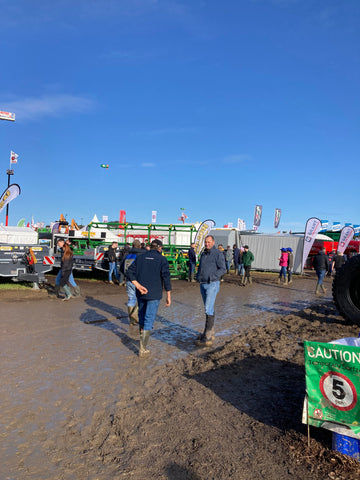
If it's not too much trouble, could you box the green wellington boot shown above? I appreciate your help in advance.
[62,285,72,301]
[139,330,151,357]
[128,305,139,325]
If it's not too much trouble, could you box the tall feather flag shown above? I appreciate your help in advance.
[0,184,21,214]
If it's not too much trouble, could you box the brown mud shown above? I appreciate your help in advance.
[1,272,360,479]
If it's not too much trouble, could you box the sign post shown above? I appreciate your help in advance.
[1,111,16,225]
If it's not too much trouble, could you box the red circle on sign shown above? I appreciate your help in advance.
[319,371,357,411]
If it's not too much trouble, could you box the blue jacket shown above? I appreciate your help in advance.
[188,246,196,264]
[197,246,226,283]
[127,249,172,300]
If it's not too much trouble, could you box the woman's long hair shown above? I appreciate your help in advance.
[62,243,73,261]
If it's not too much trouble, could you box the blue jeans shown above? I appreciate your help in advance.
[108,262,120,281]
[316,269,326,285]
[200,281,220,316]
[188,262,196,275]
[126,280,137,307]
[137,298,161,330]
[226,261,231,271]
[238,263,244,275]
[280,266,287,278]
[56,270,77,287]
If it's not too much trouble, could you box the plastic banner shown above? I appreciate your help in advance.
[320,219,329,232]
[237,218,246,231]
[337,226,355,254]
[0,111,15,121]
[304,340,360,438]
[0,184,21,214]
[301,217,321,270]
[151,210,157,223]
[253,205,262,229]
[274,208,281,229]
[193,219,215,256]
[332,222,341,232]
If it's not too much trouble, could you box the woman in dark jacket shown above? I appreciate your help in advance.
[60,244,74,301]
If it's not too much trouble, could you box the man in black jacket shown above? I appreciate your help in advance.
[121,239,145,325]
[312,247,329,295]
[196,235,226,347]
[187,242,197,282]
[108,241,120,284]
[127,239,172,357]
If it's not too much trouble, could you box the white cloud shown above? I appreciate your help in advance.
[132,126,197,136]
[141,162,156,167]
[222,154,251,164]
[2,94,96,121]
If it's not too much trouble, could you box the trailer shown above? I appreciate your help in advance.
[89,222,199,278]
[41,221,199,278]
[0,226,54,283]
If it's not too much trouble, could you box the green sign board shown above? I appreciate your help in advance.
[304,340,360,437]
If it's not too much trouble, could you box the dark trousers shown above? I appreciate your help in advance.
[244,265,251,278]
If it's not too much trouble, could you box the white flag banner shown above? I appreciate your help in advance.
[337,226,355,254]
[151,210,157,223]
[302,217,322,270]
[10,151,19,164]
[0,184,21,214]
[193,219,216,256]
[237,218,246,231]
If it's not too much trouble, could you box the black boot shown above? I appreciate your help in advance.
[196,314,215,347]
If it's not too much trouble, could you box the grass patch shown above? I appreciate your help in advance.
[0,278,33,290]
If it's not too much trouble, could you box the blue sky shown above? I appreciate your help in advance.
[1,0,359,231]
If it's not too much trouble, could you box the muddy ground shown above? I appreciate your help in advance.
[1,272,360,480]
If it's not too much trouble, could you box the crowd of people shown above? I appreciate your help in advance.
[54,235,355,357]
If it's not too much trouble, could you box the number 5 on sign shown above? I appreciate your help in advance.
[320,371,357,411]
[304,341,360,436]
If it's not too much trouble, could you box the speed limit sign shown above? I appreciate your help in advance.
[320,371,357,411]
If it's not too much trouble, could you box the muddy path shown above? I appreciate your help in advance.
[1,273,359,479]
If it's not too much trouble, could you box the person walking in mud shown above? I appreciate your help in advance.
[277,248,288,284]
[121,239,144,326]
[127,239,172,357]
[233,244,240,275]
[225,245,233,274]
[59,243,74,301]
[187,242,197,282]
[312,247,329,296]
[54,239,80,298]
[332,251,346,274]
[195,235,226,347]
[286,247,294,284]
[241,245,254,286]
[108,241,120,284]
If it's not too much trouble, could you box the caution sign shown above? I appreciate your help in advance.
[304,341,360,437]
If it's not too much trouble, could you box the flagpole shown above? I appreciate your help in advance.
[5,168,14,226]
[0,111,16,226]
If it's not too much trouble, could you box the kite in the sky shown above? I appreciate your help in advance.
[100,164,109,169]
